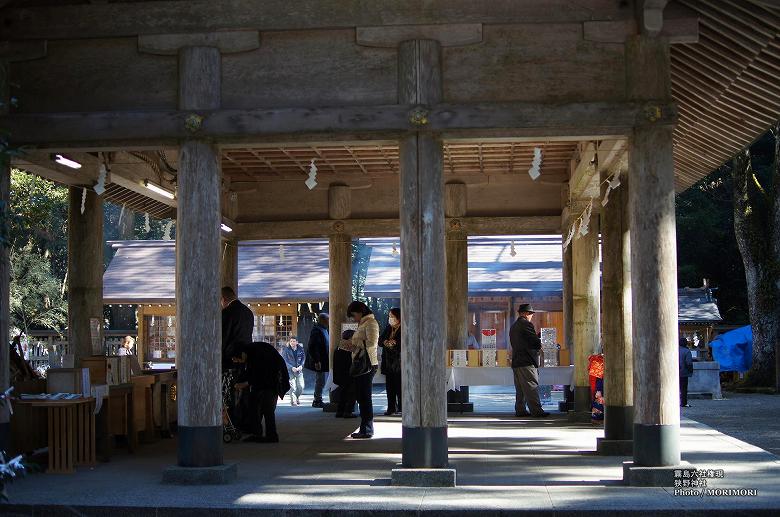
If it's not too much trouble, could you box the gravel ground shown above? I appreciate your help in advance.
[683,391,780,456]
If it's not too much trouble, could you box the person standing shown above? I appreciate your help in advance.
[232,342,289,443]
[509,304,549,418]
[679,337,694,408]
[341,301,380,439]
[333,330,358,418]
[305,313,330,408]
[220,286,255,372]
[379,307,402,415]
[284,338,306,406]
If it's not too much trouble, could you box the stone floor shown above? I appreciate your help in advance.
[3,391,780,515]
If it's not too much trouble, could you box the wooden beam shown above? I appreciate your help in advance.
[0,0,632,41]
[2,101,676,149]
[357,24,482,48]
[234,215,560,240]
[569,139,626,200]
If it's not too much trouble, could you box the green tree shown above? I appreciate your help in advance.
[9,244,67,336]
[8,169,68,279]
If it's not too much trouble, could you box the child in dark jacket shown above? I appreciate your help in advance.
[333,330,357,418]
[233,342,290,442]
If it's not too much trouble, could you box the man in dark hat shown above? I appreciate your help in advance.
[509,304,549,417]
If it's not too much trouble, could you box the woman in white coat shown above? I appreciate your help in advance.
[341,301,380,439]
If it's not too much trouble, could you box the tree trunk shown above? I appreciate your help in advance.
[732,143,780,390]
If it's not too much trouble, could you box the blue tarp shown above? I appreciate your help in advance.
[710,325,752,372]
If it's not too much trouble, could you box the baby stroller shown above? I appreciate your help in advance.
[221,371,242,443]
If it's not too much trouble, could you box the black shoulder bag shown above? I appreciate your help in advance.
[350,340,372,377]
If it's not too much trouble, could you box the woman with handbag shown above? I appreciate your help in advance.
[341,301,380,439]
[379,307,402,415]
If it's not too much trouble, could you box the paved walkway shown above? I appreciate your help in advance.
[683,391,780,457]
[3,391,779,515]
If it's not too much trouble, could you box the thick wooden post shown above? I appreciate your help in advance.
[328,184,352,380]
[220,238,238,292]
[67,185,104,364]
[627,34,681,469]
[399,39,448,469]
[572,210,600,416]
[328,232,352,373]
[445,183,468,351]
[600,164,634,448]
[0,60,10,395]
[174,46,224,469]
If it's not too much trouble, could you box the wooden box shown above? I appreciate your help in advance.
[47,368,91,397]
[467,350,481,367]
[81,356,132,385]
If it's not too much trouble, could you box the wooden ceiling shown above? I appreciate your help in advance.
[221,141,577,182]
[671,0,780,191]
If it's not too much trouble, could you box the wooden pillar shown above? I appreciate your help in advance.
[328,232,352,372]
[175,46,223,468]
[572,209,600,414]
[67,185,104,364]
[445,183,468,351]
[627,35,680,467]
[601,164,633,443]
[328,184,352,377]
[220,238,238,292]
[0,60,10,395]
[399,39,448,469]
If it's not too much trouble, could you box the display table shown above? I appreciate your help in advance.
[13,398,96,473]
[446,366,574,392]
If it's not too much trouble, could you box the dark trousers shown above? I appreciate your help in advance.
[336,382,357,416]
[385,370,402,413]
[680,376,689,407]
[355,366,377,435]
[313,371,327,404]
[512,366,544,416]
[249,389,279,439]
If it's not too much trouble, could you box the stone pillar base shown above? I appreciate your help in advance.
[567,410,593,423]
[622,460,694,487]
[391,465,456,487]
[162,463,237,485]
[596,437,633,456]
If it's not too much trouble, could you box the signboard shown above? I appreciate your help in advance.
[481,349,497,367]
[480,328,497,349]
[541,327,559,367]
[451,350,468,367]
[90,317,103,356]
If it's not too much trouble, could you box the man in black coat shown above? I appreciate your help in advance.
[233,341,290,443]
[305,312,330,408]
[509,304,549,418]
[220,286,255,372]
[679,337,694,408]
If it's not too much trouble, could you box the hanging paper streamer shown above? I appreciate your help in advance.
[163,220,174,241]
[94,164,107,196]
[510,240,517,257]
[144,212,151,233]
[577,200,593,238]
[601,169,622,207]
[562,224,576,250]
[305,159,318,190]
[117,203,126,229]
[279,244,285,261]
[80,187,87,215]
[528,147,543,180]
[392,242,399,257]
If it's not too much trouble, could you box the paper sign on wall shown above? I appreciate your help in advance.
[480,329,497,349]
[482,349,497,367]
[451,350,468,367]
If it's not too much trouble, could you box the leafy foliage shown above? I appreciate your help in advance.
[9,244,68,335]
